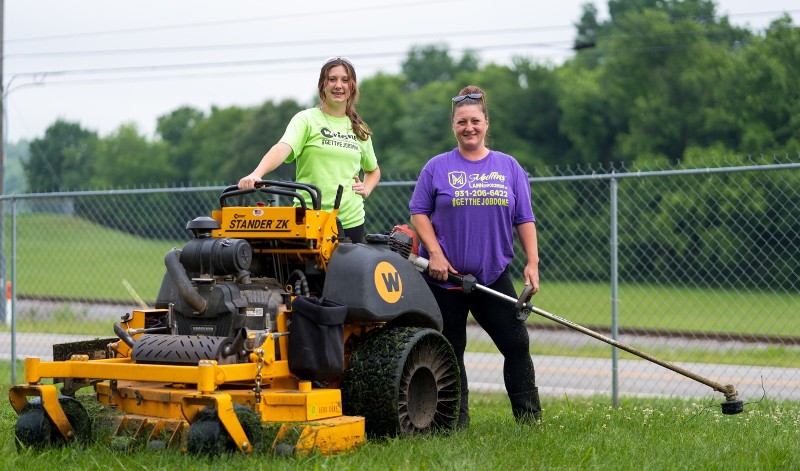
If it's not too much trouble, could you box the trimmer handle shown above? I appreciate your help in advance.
[407,254,476,293]
[515,285,535,321]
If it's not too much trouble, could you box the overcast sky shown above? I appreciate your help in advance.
[4,0,799,143]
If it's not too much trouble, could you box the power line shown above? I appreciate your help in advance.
[5,25,573,59]
[7,8,797,62]
[7,41,578,81]
[6,0,461,43]
[10,4,798,46]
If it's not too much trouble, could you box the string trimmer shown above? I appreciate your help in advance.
[387,225,744,415]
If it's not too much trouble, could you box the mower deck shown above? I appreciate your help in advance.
[10,355,365,455]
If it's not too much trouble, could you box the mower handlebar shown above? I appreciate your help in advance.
[220,180,322,210]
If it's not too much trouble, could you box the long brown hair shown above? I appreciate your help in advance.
[317,57,373,141]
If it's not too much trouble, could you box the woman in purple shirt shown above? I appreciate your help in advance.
[409,85,541,427]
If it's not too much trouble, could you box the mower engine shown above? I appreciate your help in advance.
[157,231,285,336]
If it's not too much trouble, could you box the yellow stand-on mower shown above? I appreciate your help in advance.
[9,181,461,456]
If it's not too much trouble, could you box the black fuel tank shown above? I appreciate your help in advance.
[322,243,442,331]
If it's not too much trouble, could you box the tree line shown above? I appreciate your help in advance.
[18,0,799,192]
[8,0,800,290]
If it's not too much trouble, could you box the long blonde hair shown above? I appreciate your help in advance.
[317,58,373,141]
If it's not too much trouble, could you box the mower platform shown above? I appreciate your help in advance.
[11,357,365,455]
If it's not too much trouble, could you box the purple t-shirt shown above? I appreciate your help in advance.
[409,148,535,287]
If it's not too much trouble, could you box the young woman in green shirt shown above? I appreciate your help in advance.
[238,57,381,243]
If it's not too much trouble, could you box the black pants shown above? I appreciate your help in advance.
[429,271,538,422]
[343,224,365,244]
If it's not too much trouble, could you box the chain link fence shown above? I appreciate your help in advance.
[2,161,799,405]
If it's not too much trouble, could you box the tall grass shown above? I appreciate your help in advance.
[0,391,797,470]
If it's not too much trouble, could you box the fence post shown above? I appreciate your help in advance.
[610,177,619,407]
[3,280,8,325]
[10,196,16,384]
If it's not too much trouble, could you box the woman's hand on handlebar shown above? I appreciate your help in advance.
[238,174,261,189]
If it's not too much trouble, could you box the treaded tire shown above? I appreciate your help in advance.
[15,396,91,450]
[341,326,460,437]
[187,405,264,455]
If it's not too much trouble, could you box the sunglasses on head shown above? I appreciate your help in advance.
[452,93,484,103]
[323,56,354,68]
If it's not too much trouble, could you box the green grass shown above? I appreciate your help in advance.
[5,212,799,335]
[1,316,118,337]
[0,390,797,470]
[4,213,182,301]
[521,280,800,337]
[466,333,798,368]
[3,212,798,370]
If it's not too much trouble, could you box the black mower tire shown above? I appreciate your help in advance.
[14,396,92,450]
[187,405,264,455]
[341,326,460,438]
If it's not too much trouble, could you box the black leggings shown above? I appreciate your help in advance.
[429,272,537,413]
[343,224,365,244]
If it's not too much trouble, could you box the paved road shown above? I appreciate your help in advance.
[3,330,798,402]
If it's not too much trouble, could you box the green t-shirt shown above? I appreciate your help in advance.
[280,107,378,229]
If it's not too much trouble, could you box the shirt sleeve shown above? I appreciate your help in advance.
[512,161,535,225]
[279,112,311,163]
[359,136,378,172]
[409,161,435,216]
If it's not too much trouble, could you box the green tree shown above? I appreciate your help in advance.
[25,120,98,191]
[511,59,574,167]
[229,99,304,182]
[713,16,800,152]
[574,2,603,53]
[4,140,29,194]
[156,106,207,185]
[401,44,479,90]
[92,123,174,187]
[557,64,615,164]
[187,105,251,184]
[560,0,750,165]
[394,80,457,171]
[358,73,411,174]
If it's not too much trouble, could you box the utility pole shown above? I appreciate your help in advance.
[0,0,6,326]
[0,0,4,200]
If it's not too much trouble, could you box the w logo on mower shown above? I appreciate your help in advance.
[374,261,402,304]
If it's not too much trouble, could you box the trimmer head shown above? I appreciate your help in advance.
[720,385,744,415]
[721,399,744,415]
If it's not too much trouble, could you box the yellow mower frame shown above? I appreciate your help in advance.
[9,181,364,455]
[9,180,459,456]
